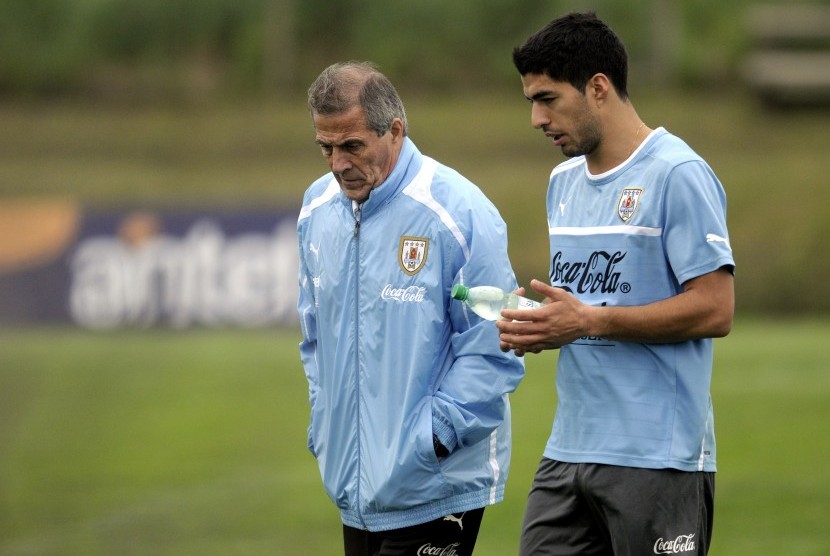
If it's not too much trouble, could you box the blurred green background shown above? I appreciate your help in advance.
[2,0,830,554]
[2,0,829,313]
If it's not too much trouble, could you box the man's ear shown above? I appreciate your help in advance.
[586,73,612,105]
[389,118,405,142]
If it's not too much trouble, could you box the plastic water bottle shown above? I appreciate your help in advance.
[451,284,541,321]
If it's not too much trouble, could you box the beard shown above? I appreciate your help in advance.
[562,104,602,158]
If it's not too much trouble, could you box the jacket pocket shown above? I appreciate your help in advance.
[362,401,448,512]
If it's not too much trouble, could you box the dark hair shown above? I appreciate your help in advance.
[307,61,409,136]
[512,12,629,99]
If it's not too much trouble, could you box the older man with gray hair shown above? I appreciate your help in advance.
[296,61,525,556]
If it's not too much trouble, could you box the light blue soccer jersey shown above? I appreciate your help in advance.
[544,128,734,472]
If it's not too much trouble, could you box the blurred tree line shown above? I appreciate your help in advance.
[0,0,801,100]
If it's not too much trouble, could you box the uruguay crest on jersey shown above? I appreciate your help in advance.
[617,187,644,222]
[399,236,428,275]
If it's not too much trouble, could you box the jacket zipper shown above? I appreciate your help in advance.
[353,202,362,237]
[351,201,365,527]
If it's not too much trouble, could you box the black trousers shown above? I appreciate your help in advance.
[343,508,485,556]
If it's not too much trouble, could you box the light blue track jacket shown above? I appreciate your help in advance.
[297,138,525,532]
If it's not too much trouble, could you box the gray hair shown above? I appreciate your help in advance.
[307,61,408,136]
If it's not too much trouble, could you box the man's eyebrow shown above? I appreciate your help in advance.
[315,138,365,148]
[527,90,555,101]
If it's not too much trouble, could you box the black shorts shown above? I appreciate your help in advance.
[519,459,714,556]
[343,508,484,556]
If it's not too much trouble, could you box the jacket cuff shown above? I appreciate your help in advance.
[432,417,458,454]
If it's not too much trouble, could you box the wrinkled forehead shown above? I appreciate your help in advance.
[313,105,371,140]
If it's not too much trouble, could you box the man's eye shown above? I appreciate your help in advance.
[320,145,332,155]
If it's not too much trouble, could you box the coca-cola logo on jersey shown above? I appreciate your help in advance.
[551,250,630,294]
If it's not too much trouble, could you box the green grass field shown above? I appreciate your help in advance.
[1,319,829,555]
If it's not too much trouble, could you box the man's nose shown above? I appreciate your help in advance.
[530,102,550,129]
[330,149,352,173]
